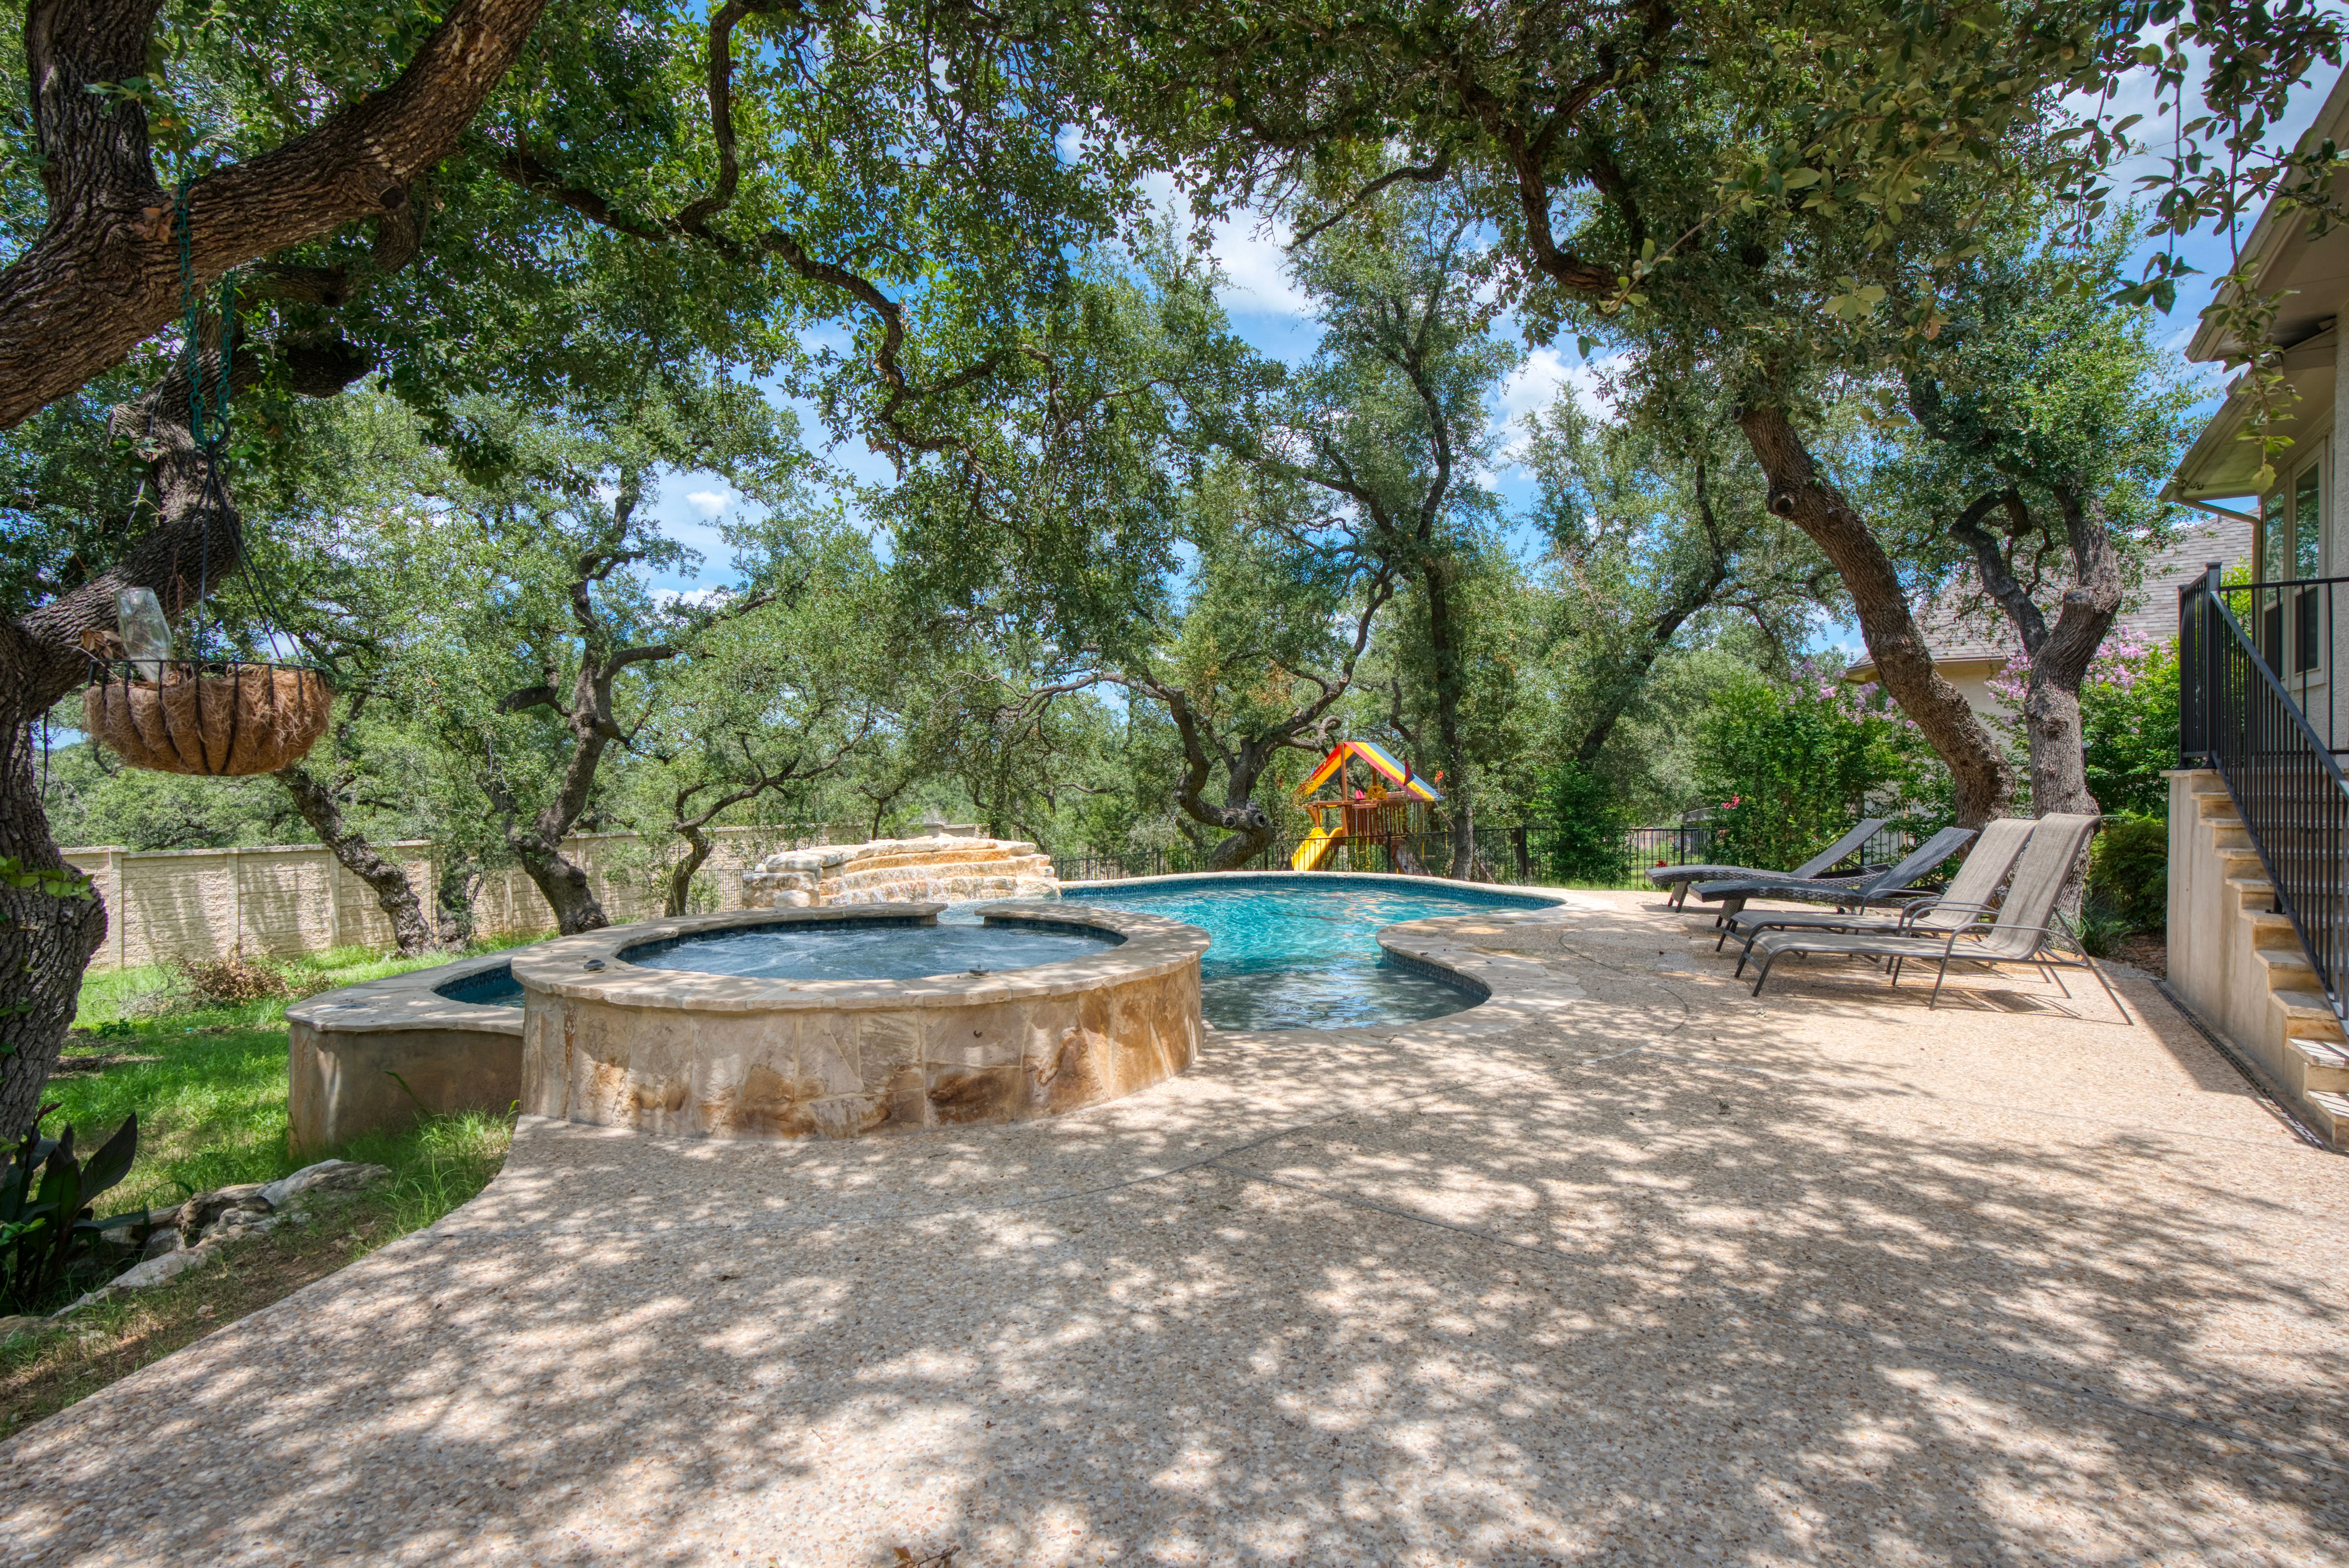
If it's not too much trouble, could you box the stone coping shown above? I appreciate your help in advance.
[507,901,1208,1015]
[285,950,524,1038]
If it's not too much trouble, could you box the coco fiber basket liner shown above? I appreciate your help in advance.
[84,661,331,776]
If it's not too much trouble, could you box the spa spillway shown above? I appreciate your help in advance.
[511,902,1207,1139]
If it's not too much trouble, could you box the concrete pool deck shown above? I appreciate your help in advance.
[6,889,2346,1564]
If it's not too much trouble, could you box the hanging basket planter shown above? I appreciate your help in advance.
[82,659,332,777]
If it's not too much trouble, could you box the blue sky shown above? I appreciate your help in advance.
[636,62,2343,642]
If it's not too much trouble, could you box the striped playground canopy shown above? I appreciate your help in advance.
[1294,739,1443,802]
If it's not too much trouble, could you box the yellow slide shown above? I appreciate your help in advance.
[1291,820,1343,870]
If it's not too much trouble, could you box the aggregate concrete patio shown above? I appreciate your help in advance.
[6,890,2347,1566]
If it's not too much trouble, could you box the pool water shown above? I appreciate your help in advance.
[437,965,523,1009]
[622,920,1118,982]
[1064,876,1553,1030]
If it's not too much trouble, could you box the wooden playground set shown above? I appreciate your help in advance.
[1289,739,1446,872]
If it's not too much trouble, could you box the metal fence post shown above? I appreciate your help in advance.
[2180,563,2219,765]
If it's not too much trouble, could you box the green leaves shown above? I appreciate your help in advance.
[1,1108,145,1313]
[0,856,93,902]
[1824,281,1888,320]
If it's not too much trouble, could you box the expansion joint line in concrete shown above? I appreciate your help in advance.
[1197,1160,2349,1483]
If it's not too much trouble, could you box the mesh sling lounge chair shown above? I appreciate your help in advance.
[1646,817,1888,911]
[1695,824,1978,943]
[1723,816,2034,977]
[1744,813,2125,1017]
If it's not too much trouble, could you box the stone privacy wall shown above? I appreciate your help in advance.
[742,835,1058,907]
[62,826,858,972]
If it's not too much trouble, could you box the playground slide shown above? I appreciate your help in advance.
[1291,822,1343,870]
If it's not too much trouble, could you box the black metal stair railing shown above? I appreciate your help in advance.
[2180,565,2349,1019]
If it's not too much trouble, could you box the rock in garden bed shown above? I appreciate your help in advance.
[53,1159,389,1316]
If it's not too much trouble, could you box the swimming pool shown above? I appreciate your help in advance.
[1063,874,1557,1030]
[621,919,1118,982]
[436,963,523,1009]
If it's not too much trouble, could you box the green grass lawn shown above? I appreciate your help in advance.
[52,941,531,1214]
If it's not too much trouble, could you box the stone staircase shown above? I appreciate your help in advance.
[2173,770,2349,1144]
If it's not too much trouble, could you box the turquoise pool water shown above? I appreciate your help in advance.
[623,921,1117,982]
[1063,875,1554,1030]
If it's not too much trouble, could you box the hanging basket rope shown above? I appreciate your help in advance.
[84,167,335,778]
[83,658,331,776]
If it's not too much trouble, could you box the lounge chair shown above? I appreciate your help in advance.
[1646,817,1888,911]
[1723,816,2034,976]
[1744,812,2125,1016]
[1695,824,1979,939]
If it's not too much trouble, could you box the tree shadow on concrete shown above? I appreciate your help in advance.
[5,899,2345,1567]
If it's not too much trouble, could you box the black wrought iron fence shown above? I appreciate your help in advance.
[1054,820,1917,889]
[2205,574,2349,755]
[2181,566,2349,1018]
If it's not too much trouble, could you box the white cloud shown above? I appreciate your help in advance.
[1491,346,1626,469]
[1139,170,1317,324]
[1208,212,1316,320]
[685,488,732,518]
[653,586,729,611]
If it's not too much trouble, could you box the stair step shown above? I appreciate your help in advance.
[2258,949,2318,985]
[2305,1091,2349,1144]
[2248,912,2305,949]
[2288,1035,2349,1091]
[2276,986,2342,1022]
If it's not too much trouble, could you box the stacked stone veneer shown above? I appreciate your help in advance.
[741,834,1058,908]
[514,904,1204,1140]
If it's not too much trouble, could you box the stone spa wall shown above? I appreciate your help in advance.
[740,835,1058,908]
[512,903,1205,1140]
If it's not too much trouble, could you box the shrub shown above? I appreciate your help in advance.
[171,948,291,1007]
[1,1107,145,1312]
[1693,669,1920,871]
[1530,760,1633,882]
[2087,812,2168,932]
[2080,638,2180,820]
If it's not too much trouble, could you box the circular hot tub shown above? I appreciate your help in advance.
[511,902,1206,1140]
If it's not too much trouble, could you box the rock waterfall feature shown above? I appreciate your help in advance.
[742,835,1058,908]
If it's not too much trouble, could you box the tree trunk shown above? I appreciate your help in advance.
[514,832,605,933]
[0,379,241,1139]
[1204,805,1276,869]
[434,853,482,946]
[275,763,436,955]
[665,824,713,916]
[0,720,108,1140]
[1156,687,1282,869]
[1419,558,1476,877]
[1951,487,2121,819]
[1737,405,2015,827]
[2020,490,2122,819]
